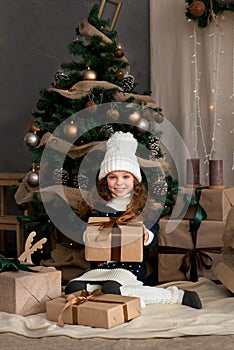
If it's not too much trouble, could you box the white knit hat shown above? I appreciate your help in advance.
[99,131,142,182]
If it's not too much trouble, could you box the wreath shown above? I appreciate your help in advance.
[185,0,234,27]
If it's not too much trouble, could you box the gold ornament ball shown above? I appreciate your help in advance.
[137,118,149,132]
[128,111,141,124]
[85,100,97,112]
[188,1,206,17]
[114,48,125,58]
[83,68,97,80]
[28,120,41,132]
[106,108,120,121]
[63,123,78,138]
[115,70,124,81]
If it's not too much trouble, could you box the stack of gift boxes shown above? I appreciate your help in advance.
[157,158,234,283]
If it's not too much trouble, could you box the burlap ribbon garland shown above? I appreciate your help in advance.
[58,289,102,327]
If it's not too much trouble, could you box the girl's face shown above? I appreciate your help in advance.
[106,171,134,197]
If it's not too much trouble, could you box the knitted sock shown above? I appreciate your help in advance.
[65,280,87,295]
[102,280,122,295]
[182,290,202,309]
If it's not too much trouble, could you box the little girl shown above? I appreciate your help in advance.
[65,131,202,309]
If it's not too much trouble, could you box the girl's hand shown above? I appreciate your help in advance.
[143,224,149,244]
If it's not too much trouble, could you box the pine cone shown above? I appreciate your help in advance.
[52,168,70,186]
[148,136,160,157]
[122,74,135,92]
[72,174,89,190]
[152,179,168,197]
[100,124,114,136]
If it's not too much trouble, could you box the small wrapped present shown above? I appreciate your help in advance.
[85,215,143,262]
[46,289,141,329]
[0,264,61,316]
[158,218,225,282]
[173,187,234,221]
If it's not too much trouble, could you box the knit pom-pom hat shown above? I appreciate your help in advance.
[99,131,142,182]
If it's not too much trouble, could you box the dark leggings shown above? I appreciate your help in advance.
[65,280,122,295]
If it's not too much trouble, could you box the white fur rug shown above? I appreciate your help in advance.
[0,278,234,339]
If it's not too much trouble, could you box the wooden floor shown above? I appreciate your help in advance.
[1,333,234,350]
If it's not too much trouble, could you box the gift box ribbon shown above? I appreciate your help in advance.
[88,209,142,261]
[58,289,130,327]
[175,187,207,230]
[158,222,223,282]
[58,289,101,327]
[186,187,207,232]
[89,208,139,242]
[0,258,38,273]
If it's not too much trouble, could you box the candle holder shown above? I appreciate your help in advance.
[186,158,201,188]
[209,160,225,189]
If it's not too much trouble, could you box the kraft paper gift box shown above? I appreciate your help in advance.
[46,291,141,329]
[85,217,143,262]
[0,266,61,316]
[158,218,225,282]
[172,187,234,221]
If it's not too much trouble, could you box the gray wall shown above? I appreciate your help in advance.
[0,0,150,172]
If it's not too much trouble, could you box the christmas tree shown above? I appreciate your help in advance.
[15,3,178,259]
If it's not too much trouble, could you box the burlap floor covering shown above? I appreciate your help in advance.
[0,277,234,349]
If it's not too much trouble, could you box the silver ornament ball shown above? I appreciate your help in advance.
[24,132,40,147]
[153,112,164,124]
[27,171,39,186]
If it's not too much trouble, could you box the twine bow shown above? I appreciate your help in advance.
[89,208,139,241]
[58,289,102,327]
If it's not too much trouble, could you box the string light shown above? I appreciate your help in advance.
[230,25,234,171]
[191,24,209,161]
[209,22,223,160]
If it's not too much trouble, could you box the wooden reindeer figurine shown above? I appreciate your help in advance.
[18,231,47,264]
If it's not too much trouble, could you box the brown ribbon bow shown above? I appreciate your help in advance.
[158,245,222,282]
[158,220,223,282]
[58,289,102,327]
[89,208,139,242]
